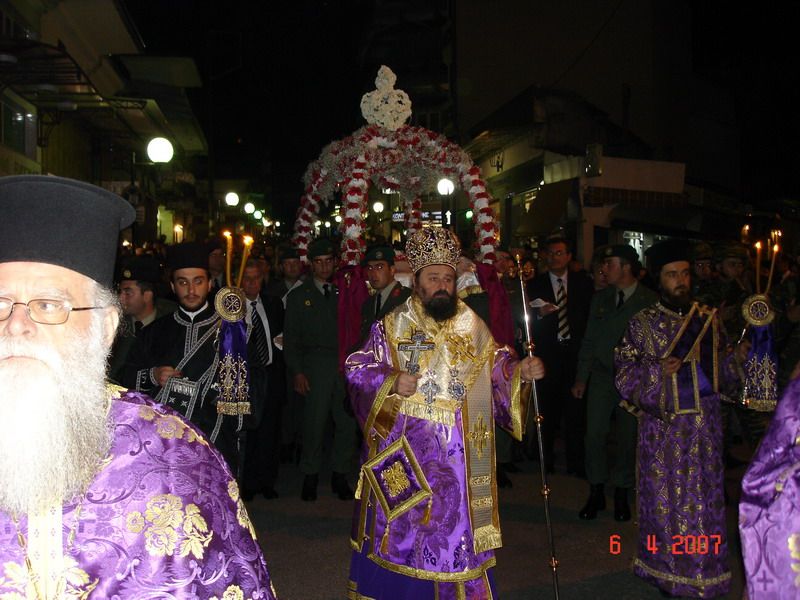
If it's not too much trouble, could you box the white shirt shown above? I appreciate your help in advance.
[549,271,568,298]
[246,296,273,366]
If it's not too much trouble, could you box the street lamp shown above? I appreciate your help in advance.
[225,192,240,207]
[437,178,454,196]
[253,210,263,220]
[372,201,384,214]
[147,137,174,163]
[244,202,255,214]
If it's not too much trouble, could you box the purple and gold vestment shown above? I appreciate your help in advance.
[615,302,737,598]
[0,389,276,599]
[740,377,800,599]
[344,296,528,600]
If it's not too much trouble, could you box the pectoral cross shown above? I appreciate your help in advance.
[398,330,435,374]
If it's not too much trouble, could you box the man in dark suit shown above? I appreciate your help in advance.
[359,245,411,344]
[239,260,285,500]
[527,237,594,474]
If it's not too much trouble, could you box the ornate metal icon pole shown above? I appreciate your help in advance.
[515,253,560,599]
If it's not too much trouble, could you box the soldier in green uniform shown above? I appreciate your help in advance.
[284,238,357,501]
[359,245,411,344]
[572,244,658,521]
[696,242,751,339]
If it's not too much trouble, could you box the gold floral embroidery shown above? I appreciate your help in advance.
[228,479,240,503]
[155,416,183,440]
[179,504,212,559]
[134,494,215,559]
[381,462,410,497]
[138,405,157,421]
[126,511,145,533]
[236,499,258,541]
[145,494,183,529]
[789,533,800,586]
[0,561,28,594]
[210,584,245,600]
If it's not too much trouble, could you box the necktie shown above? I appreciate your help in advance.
[556,278,569,340]
[250,301,270,366]
[375,292,382,316]
[134,320,143,334]
[323,283,330,299]
[617,290,625,308]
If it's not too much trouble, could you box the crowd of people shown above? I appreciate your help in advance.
[2,174,800,598]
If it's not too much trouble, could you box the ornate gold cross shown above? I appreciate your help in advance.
[468,414,490,460]
[397,330,435,374]
[446,333,475,364]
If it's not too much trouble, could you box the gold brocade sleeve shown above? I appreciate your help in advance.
[509,361,530,441]
[364,371,402,440]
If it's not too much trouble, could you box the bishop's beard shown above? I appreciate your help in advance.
[0,315,112,515]
[422,290,458,322]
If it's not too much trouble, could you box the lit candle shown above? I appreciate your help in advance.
[236,236,254,288]
[766,244,780,295]
[223,231,233,287]
[755,241,762,294]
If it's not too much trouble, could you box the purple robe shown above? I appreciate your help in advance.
[615,302,736,598]
[740,377,800,599]
[345,296,527,600]
[0,389,277,599]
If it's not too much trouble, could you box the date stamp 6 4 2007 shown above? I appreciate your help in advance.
[609,534,723,555]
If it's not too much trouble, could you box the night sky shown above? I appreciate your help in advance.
[126,1,800,217]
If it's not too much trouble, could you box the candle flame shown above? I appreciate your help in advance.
[244,236,253,246]
[755,241,762,249]
[774,244,780,253]
[223,230,231,238]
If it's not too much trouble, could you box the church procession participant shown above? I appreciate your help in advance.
[284,237,357,501]
[572,244,658,521]
[0,175,275,599]
[359,244,411,344]
[240,258,285,501]
[124,241,242,471]
[107,254,177,383]
[345,228,545,599]
[615,238,746,599]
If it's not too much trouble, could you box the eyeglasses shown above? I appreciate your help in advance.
[0,297,104,325]
[547,250,568,257]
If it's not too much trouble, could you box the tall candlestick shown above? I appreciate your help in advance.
[766,244,780,295]
[223,231,233,287]
[755,241,762,294]
[236,236,253,288]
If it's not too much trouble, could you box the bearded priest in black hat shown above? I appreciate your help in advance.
[0,175,275,598]
[614,238,747,598]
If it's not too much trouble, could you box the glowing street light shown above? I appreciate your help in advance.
[253,210,263,220]
[244,202,255,214]
[225,192,240,207]
[147,137,174,163]
[437,178,454,196]
[334,215,342,223]
[372,201,385,214]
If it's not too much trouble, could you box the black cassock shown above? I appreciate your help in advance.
[122,303,241,470]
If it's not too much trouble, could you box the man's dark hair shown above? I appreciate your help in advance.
[170,268,211,282]
[618,255,642,274]
[134,280,156,299]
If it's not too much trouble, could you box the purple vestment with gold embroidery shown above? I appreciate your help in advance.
[0,390,276,599]
[615,302,737,598]
[740,377,800,599]
[344,296,527,600]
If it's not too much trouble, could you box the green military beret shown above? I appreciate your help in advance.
[278,245,300,261]
[362,245,395,265]
[307,238,336,259]
[601,244,639,263]
[713,242,749,263]
[691,242,713,262]
[118,255,161,284]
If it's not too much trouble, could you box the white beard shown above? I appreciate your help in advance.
[0,318,112,515]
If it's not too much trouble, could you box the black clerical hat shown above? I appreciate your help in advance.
[168,241,210,272]
[646,239,691,274]
[0,175,134,287]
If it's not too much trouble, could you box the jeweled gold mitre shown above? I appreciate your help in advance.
[405,227,461,273]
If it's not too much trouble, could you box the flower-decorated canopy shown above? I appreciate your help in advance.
[291,66,499,265]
